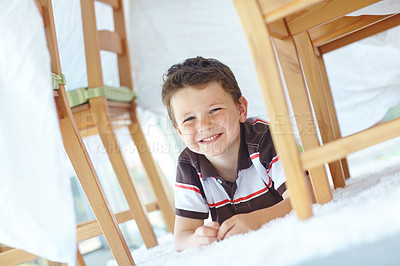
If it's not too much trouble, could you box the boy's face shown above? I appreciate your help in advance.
[171,80,247,158]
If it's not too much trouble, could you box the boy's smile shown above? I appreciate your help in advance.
[200,133,223,143]
[171,80,247,159]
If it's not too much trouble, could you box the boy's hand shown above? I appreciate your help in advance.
[192,221,220,247]
[217,198,292,240]
[217,213,261,240]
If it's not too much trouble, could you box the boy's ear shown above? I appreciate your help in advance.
[238,96,248,123]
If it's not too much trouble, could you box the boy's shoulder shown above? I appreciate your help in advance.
[243,116,277,166]
[242,116,271,144]
[245,116,270,128]
[177,147,198,167]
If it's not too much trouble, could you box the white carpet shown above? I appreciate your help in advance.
[107,141,400,266]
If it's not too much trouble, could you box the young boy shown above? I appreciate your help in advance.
[162,57,292,251]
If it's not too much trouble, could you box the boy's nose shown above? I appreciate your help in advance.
[197,115,213,132]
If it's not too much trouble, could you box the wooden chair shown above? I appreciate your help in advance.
[41,0,134,263]
[0,0,125,265]
[233,0,400,219]
[284,2,400,188]
[1,0,156,265]
[297,11,400,181]
[0,245,70,266]
[72,0,175,245]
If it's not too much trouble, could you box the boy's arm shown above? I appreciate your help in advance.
[217,197,291,240]
[174,215,220,251]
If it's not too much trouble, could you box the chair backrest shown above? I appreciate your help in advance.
[37,0,136,265]
[81,0,134,91]
[309,13,400,54]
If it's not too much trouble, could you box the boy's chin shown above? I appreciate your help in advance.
[196,148,227,158]
[185,141,231,158]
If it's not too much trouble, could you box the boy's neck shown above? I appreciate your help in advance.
[206,133,241,183]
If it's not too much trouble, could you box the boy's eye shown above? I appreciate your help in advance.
[210,108,221,114]
[183,116,195,123]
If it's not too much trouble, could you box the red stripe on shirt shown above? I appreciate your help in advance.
[233,186,269,204]
[266,176,272,187]
[250,153,260,160]
[250,119,269,125]
[208,186,270,208]
[265,156,279,187]
[208,199,231,208]
[266,156,279,174]
[175,183,201,195]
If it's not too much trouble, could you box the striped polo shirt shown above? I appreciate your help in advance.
[174,117,287,224]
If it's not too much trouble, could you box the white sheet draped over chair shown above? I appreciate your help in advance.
[51,0,400,166]
[0,0,399,264]
[324,25,400,136]
[0,0,76,264]
[128,0,400,137]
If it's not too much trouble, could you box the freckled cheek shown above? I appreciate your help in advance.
[181,133,200,151]
[212,113,228,128]
[178,125,197,141]
[214,113,239,133]
[179,123,195,134]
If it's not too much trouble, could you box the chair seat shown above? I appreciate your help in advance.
[67,85,135,108]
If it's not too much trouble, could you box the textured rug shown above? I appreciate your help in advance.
[107,144,400,266]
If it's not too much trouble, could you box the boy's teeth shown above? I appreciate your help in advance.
[203,134,219,142]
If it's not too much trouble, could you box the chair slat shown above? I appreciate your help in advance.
[301,118,400,169]
[309,14,393,47]
[259,0,322,23]
[81,0,103,88]
[77,202,159,242]
[98,30,124,54]
[0,249,39,266]
[286,0,381,35]
[96,0,119,10]
[319,13,400,53]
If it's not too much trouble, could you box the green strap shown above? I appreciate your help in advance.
[66,85,136,108]
[51,72,135,107]
[51,73,66,90]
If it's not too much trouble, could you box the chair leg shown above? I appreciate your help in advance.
[47,260,65,266]
[129,115,175,233]
[273,36,332,204]
[0,248,39,266]
[0,245,12,253]
[76,248,86,266]
[293,32,346,189]
[316,54,351,179]
[89,96,158,248]
[59,116,135,266]
[233,0,313,220]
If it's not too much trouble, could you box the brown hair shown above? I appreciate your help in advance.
[162,56,242,127]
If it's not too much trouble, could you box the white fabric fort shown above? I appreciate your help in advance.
[54,0,400,136]
[1,0,400,265]
[0,0,76,265]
